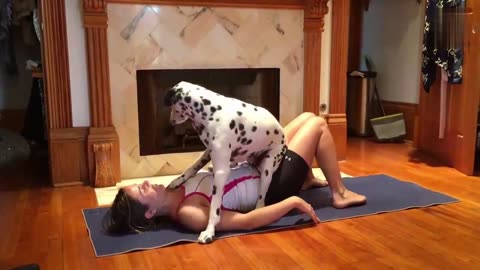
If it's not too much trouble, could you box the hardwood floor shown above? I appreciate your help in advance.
[1,138,480,269]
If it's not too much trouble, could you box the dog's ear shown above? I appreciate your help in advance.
[164,89,179,106]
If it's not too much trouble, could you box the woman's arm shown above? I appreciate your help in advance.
[177,196,320,232]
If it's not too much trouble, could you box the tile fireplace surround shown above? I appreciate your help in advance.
[60,0,338,188]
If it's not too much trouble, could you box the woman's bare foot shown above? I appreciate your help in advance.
[332,189,366,208]
[301,177,329,190]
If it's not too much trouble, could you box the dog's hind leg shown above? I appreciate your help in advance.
[198,148,230,244]
[167,149,211,189]
[255,143,287,209]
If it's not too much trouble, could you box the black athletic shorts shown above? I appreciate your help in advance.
[265,149,310,205]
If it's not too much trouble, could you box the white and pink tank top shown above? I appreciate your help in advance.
[181,164,260,212]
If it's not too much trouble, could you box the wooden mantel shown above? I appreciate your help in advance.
[46,0,350,187]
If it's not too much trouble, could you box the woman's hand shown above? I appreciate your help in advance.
[292,196,321,224]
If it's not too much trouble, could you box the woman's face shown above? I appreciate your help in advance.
[123,181,166,217]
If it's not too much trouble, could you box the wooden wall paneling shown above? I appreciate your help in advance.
[417,0,480,175]
[303,0,329,115]
[41,0,72,129]
[108,0,304,9]
[84,0,121,187]
[328,0,350,160]
[41,0,91,187]
[347,0,364,71]
[49,128,89,187]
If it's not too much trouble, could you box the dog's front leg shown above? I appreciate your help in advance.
[167,149,211,189]
[198,149,230,244]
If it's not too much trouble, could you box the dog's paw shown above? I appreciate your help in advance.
[167,176,184,189]
[198,229,215,244]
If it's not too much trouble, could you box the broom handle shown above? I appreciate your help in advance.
[373,81,386,116]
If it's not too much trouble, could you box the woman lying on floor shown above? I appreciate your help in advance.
[103,113,366,234]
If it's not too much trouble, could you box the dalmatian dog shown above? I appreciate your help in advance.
[164,81,287,244]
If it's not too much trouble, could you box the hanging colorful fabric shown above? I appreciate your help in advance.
[422,0,466,92]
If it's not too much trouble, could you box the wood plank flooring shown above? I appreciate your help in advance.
[1,138,479,269]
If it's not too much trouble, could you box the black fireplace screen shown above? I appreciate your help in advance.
[136,68,280,155]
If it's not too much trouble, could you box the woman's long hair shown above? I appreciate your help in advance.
[102,188,170,234]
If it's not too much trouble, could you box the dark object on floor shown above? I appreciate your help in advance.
[21,78,46,143]
[83,174,458,257]
[9,263,40,270]
[0,128,30,168]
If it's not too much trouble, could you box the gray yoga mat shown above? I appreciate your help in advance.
[82,174,459,257]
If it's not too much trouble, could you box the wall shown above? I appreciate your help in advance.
[65,0,90,127]
[361,0,425,104]
[65,2,333,127]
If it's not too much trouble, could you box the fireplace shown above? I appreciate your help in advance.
[136,68,280,155]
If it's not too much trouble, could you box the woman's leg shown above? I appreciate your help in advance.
[286,117,366,208]
[283,113,327,187]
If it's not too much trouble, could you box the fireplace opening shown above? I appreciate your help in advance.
[137,68,280,155]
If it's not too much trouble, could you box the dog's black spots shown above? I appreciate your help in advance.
[240,149,248,155]
[242,103,246,107]
[200,104,204,112]
[210,107,216,113]
[230,120,236,129]
[164,89,176,106]
[239,123,244,130]
[229,143,231,148]
[181,174,185,178]
[209,118,214,121]
[195,109,200,114]
[235,128,238,135]
[282,134,285,139]
[240,130,246,136]
[216,208,220,216]
[247,139,252,145]
[184,96,191,103]
[258,195,262,200]
[231,147,242,158]
[254,107,258,111]
[204,139,209,145]
[202,112,207,117]
[265,169,269,176]
[194,101,198,107]
[207,132,210,138]
[281,140,284,144]
[241,138,247,144]
[217,105,222,110]
[274,129,279,135]
[202,99,211,105]
[212,185,217,195]
[273,161,276,167]
[237,111,243,116]
[237,137,241,142]
[216,118,219,122]
[212,136,215,140]
[252,126,257,132]
[266,130,270,135]
[202,117,206,121]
